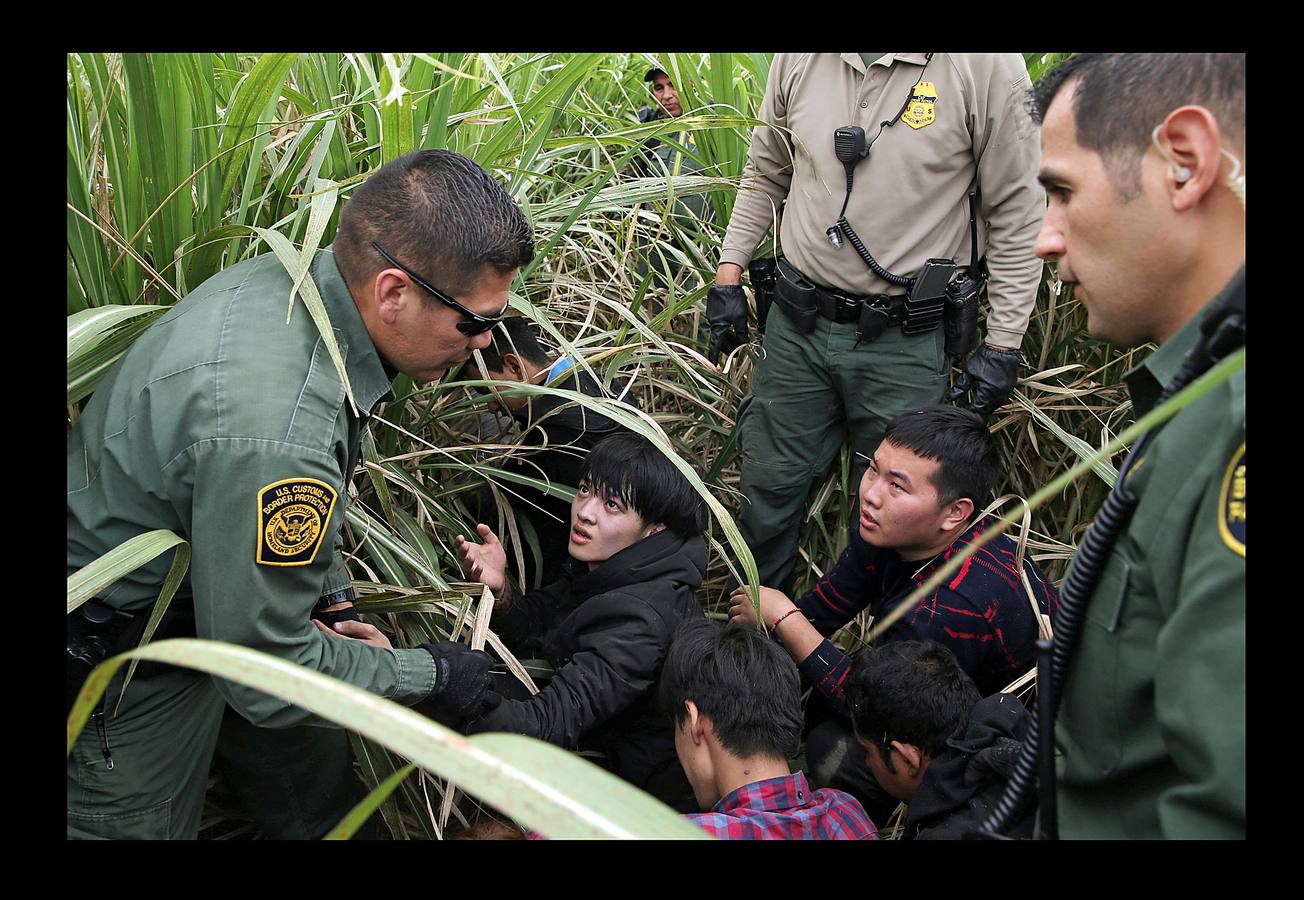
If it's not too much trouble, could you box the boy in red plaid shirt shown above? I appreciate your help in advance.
[660,619,878,839]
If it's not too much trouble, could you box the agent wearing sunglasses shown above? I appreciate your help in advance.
[68,149,533,839]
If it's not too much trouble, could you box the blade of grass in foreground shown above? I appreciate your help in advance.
[67,639,710,840]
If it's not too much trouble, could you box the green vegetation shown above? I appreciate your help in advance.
[68,51,1160,839]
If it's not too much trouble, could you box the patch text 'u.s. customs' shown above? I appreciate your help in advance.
[257,477,338,566]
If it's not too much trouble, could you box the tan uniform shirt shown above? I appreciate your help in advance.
[720,53,1045,348]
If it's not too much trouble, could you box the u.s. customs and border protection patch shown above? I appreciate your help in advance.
[1217,442,1245,557]
[900,81,937,129]
[257,477,338,566]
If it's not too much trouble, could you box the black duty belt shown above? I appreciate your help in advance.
[810,285,907,326]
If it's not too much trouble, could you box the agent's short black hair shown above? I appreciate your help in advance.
[644,67,667,83]
[334,149,535,300]
[881,405,999,509]
[579,433,707,537]
[1029,53,1245,197]
[659,619,803,761]
[845,641,980,766]
[477,317,552,373]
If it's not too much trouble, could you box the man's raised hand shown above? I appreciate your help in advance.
[455,523,507,596]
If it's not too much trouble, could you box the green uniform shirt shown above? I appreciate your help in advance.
[1056,269,1246,838]
[67,247,437,725]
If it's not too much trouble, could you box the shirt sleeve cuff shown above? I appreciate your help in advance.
[984,326,1024,350]
[718,248,753,272]
[796,638,844,688]
[388,646,440,705]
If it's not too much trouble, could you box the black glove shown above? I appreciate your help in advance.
[706,283,749,364]
[963,736,1023,787]
[947,344,1021,418]
[421,641,495,718]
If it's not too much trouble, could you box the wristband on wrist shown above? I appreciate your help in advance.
[770,607,803,634]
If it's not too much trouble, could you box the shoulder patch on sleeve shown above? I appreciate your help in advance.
[1217,442,1245,557]
[257,477,338,566]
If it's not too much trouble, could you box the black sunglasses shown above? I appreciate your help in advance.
[371,242,509,336]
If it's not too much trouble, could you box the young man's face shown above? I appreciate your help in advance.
[857,441,956,560]
[855,733,919,804]
[472,360,529,415]
[568,479,662,568]
[649,72,683,118]
[378,263,514,385]
[1033,84,1174,348]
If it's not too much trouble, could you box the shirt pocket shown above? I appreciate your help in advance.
[1060,558,1131,776]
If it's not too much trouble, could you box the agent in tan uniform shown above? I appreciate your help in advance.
[707,53,1044,588]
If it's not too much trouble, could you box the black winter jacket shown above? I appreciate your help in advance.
[465,528,706,811]
[907,693,1035,840]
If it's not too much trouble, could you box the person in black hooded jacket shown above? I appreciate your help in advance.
[453,431,709,811]
[845,640,1034,839]
[467,317,639,589]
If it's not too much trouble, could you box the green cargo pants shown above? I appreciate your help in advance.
[67,666,226,839]
[737,303,949,589]
[68,665,367,840]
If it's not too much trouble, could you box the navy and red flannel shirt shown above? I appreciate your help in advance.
[686,771,878,839]
[794,516,1059,707]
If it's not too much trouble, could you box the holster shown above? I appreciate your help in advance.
[66,597,196,714]
[856,297,891,344]
[943,273,983,359]
[774,258,819,334]
[748,257,779,334]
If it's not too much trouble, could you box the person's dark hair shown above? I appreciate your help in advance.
[333,149,535,301]
[643,67,667,83]
[659,619,803,760]
[477,317,552,373]
[845,641,980,770]
[1029,53,1245,197]
[579,432,707,537]
[881,405,999,509]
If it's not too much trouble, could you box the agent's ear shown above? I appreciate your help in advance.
[374,269,409,327]
[891,740,924,777]
[644,522,667,538]
[1155,106,1226,212]
[940,496,974,532]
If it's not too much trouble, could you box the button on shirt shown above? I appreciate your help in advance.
[687,772,878,840]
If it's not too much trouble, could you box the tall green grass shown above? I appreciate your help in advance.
[68,51,1154,839]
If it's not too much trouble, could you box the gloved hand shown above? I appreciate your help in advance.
[963,736,1023,787]
[421,641,496,718]
[706,283,749,364]
[947,344,1021,418]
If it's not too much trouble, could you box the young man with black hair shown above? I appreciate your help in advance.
[447,432,709,810]
[468,317,638,587]
[729,404,1057,819]
[661,619,877,839]
[68,149,533,838]
[1028,53,1244,838]
[845,640,1032,840]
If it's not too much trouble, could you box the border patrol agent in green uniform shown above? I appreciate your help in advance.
[706,53,1045,589]
[980,53,1245,839]
[67,149,533,839]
